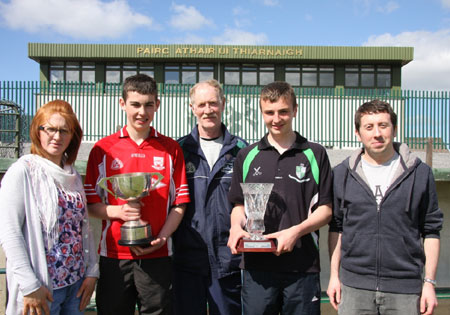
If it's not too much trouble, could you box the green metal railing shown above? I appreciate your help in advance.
[1,81,449,150]
[0,100,22,158]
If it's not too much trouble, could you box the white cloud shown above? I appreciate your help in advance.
[352,0,372,15]
[0,0,154,39]
[262,0,279,6]
[252,0,279,7]
[442,0,450,8]
[232,6,252,29]
[305,14,313,22]
[169,33,205,44]
[376,1,399,13]
[212,28,269,45]
[233,6,249,16]
[364,30,450,91]
[234,18,252,29]
[169,3,213,31]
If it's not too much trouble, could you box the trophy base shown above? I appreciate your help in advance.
[237,238,276,252]
[118,237,153,247]
[118,224,153,247]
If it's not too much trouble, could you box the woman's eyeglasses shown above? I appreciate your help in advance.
[39,126,71,137]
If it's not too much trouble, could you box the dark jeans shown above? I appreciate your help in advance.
[242,269,321,315]
[173,269,242,315]
[96,256,172,315]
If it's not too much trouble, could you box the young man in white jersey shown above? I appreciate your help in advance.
[328,99,443,315]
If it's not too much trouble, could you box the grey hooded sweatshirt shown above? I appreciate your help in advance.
[330,143,443,294]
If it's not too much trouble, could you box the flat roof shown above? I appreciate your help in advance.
[28,43,413,65]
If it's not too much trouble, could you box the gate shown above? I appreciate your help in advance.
[0,100,22,158]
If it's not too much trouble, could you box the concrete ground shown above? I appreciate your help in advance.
[83,300,450,315]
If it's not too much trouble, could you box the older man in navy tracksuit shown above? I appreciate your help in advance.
[173,79,247,315]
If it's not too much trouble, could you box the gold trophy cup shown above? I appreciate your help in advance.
[98,172,164,246]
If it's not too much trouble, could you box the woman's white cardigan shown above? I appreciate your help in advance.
[0,155,99,315]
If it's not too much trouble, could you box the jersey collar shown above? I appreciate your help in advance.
[259,132,309,151]
[119,126,158,139]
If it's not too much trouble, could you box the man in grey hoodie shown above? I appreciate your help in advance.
[327,100,443,315]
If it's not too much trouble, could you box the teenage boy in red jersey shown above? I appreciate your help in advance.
[84,74,190,315]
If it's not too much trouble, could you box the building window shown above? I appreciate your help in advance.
[106,63,121,83]
[260,65,275,85]
[224,64,240,85]
[376,65,391,88]
[105,63,155,83]
[139,63,155,78]
[285,64,334,87]
[81,62,95,82]
[50,62,64,82]
[223,64,274,85]
[164,64,180,84]
[344,65,359,87]
[242,64,257,85]
[123,63,137,80]
[319,65,334,87]
[50,61,96,82]
[285,65,301,86]
[181,64,196,84]
[164,63,214,84]
[345,65,391,88]
[302,65,317,87]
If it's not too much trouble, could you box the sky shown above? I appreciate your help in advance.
[0,0,450,91]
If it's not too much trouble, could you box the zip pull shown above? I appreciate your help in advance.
[377,204,381,212]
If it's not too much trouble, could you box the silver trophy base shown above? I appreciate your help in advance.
[118,223,153,247]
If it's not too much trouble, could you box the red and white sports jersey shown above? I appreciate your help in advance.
[84,127,190,260]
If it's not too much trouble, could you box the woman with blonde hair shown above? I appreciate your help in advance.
[0,100,98,315]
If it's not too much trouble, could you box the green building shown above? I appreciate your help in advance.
[28,43,412,89]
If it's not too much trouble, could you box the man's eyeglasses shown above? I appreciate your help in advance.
[39,126,71,137]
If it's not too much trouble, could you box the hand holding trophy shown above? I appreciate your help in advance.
[237,183,276,252]
[98,172,164,246]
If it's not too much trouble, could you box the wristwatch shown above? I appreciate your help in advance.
[423,278,437,286]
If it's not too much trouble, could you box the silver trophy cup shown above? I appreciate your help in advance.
[98,172,163,246]
[238,182,275,252]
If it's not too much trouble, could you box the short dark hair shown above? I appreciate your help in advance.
[122,74,158,101]
[260,81,297,109]
[355,99,397,131]
[30,100,82,165]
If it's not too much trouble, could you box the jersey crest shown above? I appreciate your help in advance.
[296,164,306,179]
[111,158,123,170]
[288,163,310,183]
[185,161,196,174]
[152,156,165,170]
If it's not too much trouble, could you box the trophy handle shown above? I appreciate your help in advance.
[97,176,117,198]
[149,172,164,191]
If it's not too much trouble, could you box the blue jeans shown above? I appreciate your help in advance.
[242,270,320,315]
[50,278,84,315]
[338,283,420,315]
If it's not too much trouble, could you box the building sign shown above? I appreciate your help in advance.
[27,43,414,63]
[136,45,303,58]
